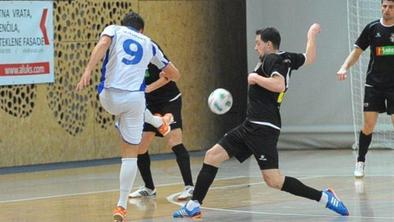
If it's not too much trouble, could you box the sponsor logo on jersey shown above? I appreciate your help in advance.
[277,92,285,104]
[144,69,150,78]
[259,155,267,161]
[375,32,382,38]
[376,46,394,56]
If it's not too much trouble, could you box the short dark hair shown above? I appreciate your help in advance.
[121,12,144,30]
[256,27,281,49]
[382,0,394,3]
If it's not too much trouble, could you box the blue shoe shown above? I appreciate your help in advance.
[324,188,349,216]
[173,200,202,218]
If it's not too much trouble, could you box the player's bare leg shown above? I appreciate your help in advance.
[167,128,183,148]
[261,169,285,190]
[362,112,379,135]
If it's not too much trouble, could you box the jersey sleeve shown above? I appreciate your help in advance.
[355,24,371,50]
[270,60,289,78]
[150,41,170,70]
[264,55,289,89]
[100,25,116,38]
[287,52,306,70]
[262,54,287,77]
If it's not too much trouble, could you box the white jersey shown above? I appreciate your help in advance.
[97,25,169,93]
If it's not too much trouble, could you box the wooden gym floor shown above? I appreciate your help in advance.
[0,149,393,222]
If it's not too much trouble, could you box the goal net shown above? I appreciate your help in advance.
[347,0,393,149]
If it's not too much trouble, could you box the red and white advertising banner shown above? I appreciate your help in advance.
[0,1,54,85]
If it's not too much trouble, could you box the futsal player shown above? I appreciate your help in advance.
[129,43,194,201]
[337,0,394,178]
[173,23,350,218]
[76,12,180,222]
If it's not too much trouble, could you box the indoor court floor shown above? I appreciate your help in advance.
[0,149,393,222]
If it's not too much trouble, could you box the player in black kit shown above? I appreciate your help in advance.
[337,0,394,178]
[173,24,350,218]
[129,42,194,201]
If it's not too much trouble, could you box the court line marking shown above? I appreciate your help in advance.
[166,175,394,220]
[0,174,392,204]
[0,175,247,204]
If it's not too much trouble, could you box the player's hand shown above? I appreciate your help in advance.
[145,85,152,93]
[248,73,258,85]
[308,23,321,38]
[337,67,348,81]
[76,70,91,91]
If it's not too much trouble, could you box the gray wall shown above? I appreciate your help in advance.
[247,0,354,148]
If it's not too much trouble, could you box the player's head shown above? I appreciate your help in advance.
[381,0,394,21]
[255,27,281,57]
[121,12,144,32]
[381,0,394,20]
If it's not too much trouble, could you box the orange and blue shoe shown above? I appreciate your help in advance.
[113,206,127,222]
[324,188,349,216]
[173,200,202,219]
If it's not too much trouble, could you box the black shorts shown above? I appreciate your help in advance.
[218,120,280,170]
[144,96,183,137]
[364,86,394,115]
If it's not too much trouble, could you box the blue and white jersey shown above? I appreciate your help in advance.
[98,25,169,93]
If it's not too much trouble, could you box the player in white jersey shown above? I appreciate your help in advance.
[76,12,180,222]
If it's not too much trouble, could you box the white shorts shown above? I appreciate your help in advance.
[99,88,145,144]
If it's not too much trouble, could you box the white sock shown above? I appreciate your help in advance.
[320,191,328,206]
[144,109,163,128]
[117,158,137,209]
[186,199,200,210]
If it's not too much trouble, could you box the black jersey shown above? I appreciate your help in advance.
[355,19,394,89]
[145,43,180,105]
[247,52,305,129]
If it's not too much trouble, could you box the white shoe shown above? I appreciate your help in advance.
[177,186,194,201]
[129,187,156,198]
[354,162,365,178]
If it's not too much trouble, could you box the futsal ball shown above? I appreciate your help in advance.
[208,88,233,115]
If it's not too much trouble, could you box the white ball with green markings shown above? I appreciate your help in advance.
[208,88,233,115]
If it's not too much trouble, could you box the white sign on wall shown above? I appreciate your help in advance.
[0,1,54,86]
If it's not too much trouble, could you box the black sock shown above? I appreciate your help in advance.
[281,176,322,202]
[358,131,372,162]
[137,152,155,190]
[192,163,218,204]
[172,144,194,186]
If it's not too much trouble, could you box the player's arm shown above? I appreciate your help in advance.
[248,73,285,93]
[304,23,321,65]
[337,22,370,81]
[145,71,171,93]
[150,42,181,81]
[336,47,363,81]
[76,36,112,91]
[161,63,180,81]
